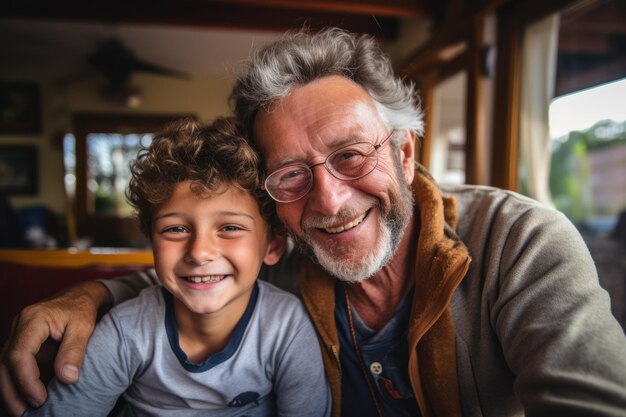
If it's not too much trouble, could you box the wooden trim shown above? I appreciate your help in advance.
[400,22,470,79]
[75,125,88,231]
[417,71,436,169]
[1,1,405,40]
[465,15,487,185]
[491,4,521,190]
[73,113,193,133]
[556,55,626,97]
[490,0,582,190]
[399,0,516,79]
[400,2,501,184]
[200,0,429,17]
[501,0,586,27]
[438,50,469,83]
[0,249,153,268]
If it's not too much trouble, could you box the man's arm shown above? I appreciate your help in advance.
[495,207,626,415]
[452,186,626,416]
[22,306,138,417]
[0,271,157,417]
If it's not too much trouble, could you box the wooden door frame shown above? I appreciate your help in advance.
[401,0,584,189]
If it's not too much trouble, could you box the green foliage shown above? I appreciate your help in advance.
[549,119,626,224]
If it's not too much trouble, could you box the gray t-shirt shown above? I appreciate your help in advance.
[25,281,331,417]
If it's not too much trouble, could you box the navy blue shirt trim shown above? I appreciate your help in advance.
[163,282,259,372]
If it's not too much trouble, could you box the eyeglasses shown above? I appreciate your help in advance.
[264,130,396,203]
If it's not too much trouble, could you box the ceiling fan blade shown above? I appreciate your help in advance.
[87,38,189,88]
[130,58,189,80]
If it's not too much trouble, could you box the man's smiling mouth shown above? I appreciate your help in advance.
[323,211,367,234]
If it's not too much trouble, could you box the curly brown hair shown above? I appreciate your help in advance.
[126,117,281,238]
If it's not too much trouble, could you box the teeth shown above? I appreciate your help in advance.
[185,275,225,283]
[324,213,366,234]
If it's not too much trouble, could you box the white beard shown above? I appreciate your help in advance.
[304,214,395,282]
[292,179,413,283]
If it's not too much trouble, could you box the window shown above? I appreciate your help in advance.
[549,78,626,231]
[86,132,153,217]
[66,113,193,247]
[511,0,626,327]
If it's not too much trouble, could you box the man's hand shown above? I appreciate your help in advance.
[0,281,111,416]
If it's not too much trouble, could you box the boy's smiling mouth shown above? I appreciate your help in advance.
[182,275,228,283]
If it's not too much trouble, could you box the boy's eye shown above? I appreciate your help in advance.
[163,226,188,234]
[220,225,243,232]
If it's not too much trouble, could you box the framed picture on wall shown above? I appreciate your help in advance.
[0,146,38,195]
[0,82,42,134]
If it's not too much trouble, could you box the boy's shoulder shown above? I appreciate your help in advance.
[257,279,301,302]
[255,280,307,319]
[108,285,165,323]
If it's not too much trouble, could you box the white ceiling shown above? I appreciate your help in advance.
[0,17,283,80]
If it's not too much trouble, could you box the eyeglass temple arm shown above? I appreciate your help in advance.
[374,129,396,150]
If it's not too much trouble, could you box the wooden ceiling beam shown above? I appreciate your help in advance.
[556,55,626,97]
[0,0,435,40]
[558,30,613,54]
[560,0,626,33]
[398,21,470,78]
[184,0,430,18]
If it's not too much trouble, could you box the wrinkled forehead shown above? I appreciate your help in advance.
[251,76,387,166]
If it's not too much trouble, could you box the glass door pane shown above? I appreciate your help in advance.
[430,71,467,185]
[86,133,152,216]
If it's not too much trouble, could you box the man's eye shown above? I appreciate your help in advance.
[278,168,309,186]
[332,148,367,169]
[337,149,362,160]
[282,168,307,180]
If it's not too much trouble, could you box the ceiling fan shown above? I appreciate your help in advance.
[69,38,189,107]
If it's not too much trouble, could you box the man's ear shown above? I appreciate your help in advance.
[263,234,287,265]
[399,130,416,184]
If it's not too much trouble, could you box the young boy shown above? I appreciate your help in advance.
[25,118,331,417]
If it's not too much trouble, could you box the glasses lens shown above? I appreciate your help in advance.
[327,142,377,180]
[265,165,313,202]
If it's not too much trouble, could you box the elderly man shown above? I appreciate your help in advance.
[2,28,626,417]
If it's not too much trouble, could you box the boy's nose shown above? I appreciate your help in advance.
[184,234,219,264]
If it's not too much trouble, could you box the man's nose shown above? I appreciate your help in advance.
[306,165,351,216]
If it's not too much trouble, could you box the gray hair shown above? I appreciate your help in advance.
[230,27,424,144]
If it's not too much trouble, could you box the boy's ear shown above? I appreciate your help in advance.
[263,234,287,265]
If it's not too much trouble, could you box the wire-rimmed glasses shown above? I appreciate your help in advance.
[264,130,396,203]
